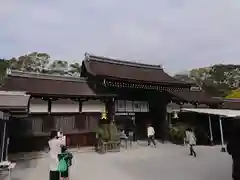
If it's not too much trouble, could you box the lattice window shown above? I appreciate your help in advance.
[86,114,99,131]
[54,116,76,133]
[75,114,87,131]
[20,117,43,134]
[31,117,43,133]
[42,116,54,133]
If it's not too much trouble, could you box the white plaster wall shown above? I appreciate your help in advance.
[29,104,48,113]
[82,100,105,112]
[51,103,79,113]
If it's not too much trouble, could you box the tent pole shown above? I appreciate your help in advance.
[219,116,226,152]
[208,116,213,146]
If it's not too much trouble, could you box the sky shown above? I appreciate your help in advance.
[0,0,240,74]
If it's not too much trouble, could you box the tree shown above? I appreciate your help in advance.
[188,64,240,97]
[9,52,51,73]
[49,60,69,75]
[0,59,10,83]
[69,63,81,76]
[28,52,50,72]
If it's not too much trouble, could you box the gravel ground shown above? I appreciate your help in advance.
[9,142,232,180]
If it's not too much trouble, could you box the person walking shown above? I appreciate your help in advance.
[147,124,156,147]
[120,129,128,148]
[186,128,197,157]
[48,130,65,180]
[128,130,134,147]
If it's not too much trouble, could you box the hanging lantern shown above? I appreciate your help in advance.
[101,112,107,120]
[101,105,107,120]
[173,111,178,119]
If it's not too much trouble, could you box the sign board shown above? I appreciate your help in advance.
[115,112,135,116]
[115,100,149,112]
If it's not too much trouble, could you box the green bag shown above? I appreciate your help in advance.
[57,158,67,172]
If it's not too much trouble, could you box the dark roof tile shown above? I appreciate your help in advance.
[168,89,221,104]
[83,53,190,87]
[0,91,30,110]
[2,71,114,97]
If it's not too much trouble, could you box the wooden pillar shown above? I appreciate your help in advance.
[78,99,82,113]
[48,98,52,114]
[105,98,115,123]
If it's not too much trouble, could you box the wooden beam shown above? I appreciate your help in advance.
[48,98,51,114]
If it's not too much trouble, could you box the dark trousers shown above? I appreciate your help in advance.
[189,145,196,157]
[232,158,240,180]
[148,136,156,146]
[50,171,59,180]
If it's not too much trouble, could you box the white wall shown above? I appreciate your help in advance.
[82,100,105,112]
[51,99,79,113]
[29,99,48,113]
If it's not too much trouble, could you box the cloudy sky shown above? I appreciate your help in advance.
[0,0,240,73]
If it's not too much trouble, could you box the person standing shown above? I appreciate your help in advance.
[186,128,197,157]
[48,130,65,180]
[147,124,156,147]
[58,145,73,180]
[227,122,240,180]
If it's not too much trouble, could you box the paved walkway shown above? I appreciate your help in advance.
[9,143,232,180]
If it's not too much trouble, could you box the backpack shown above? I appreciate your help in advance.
[57,158,68,172]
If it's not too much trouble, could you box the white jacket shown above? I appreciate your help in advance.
[147,126,155,137]
[186,131,196,145]
[48,137,65,171]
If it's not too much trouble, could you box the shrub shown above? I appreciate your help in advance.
[97,124,110,141]
[109,122,120,141]
[97,122,120,142]
[169,123,188,144]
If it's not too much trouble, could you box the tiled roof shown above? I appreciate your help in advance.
[168,89,221,105]
[2,70,115,97]
[0,91,30,110]
[82,53,190,87]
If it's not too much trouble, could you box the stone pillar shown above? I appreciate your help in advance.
[149,98,168,142]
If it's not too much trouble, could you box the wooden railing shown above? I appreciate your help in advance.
[97,140,120,153]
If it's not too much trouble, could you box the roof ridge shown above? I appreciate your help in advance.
[85,53,163,70]
[6,69,87,83]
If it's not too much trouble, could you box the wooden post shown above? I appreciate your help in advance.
[219,116,226,152]
[106,98,115,123]
[208,116,214,145]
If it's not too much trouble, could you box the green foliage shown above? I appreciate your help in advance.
[98,124,110,141]
[175,64,240,97]
[97,123,120,142]
[169,124,187,144]
[109,122,120,141]
[0,52,82,76]
[0,59,10,83]
[226,89,240,98]
[69,63,81,76]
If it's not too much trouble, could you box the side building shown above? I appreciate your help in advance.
[2,70,115,152]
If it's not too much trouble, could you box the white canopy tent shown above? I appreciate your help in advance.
[182,108,240,118]
[181,108,240,152]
